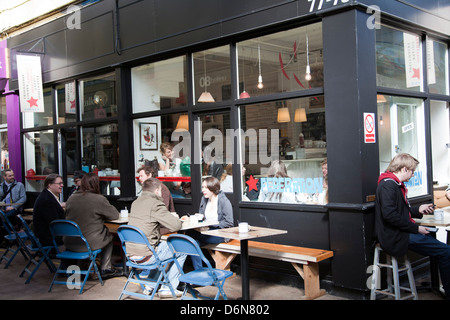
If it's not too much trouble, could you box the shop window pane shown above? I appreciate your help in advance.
[0,96,6,125]
[0,130,8,171]
[79,73,116,121]
[132,56,187,113]
[240,96,327,204]
[193,46,231,104]
[237,22,323,99]
[376,25,423,91]
[23,130,55,191]
[56,83,77,123]
[377,96,427,197]
[427,39,449,95]
[430,101,449,189]
[199,113,232,192]
[22,87,53,128]
[81,123,120,196]
[133,113,191,199]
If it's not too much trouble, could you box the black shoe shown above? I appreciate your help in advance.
[101,269,121,279]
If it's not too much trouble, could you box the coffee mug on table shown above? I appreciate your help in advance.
[434,209,444,220]
[120,209,128,218]
[239,222,249,233]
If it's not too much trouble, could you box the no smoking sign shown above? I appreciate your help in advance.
[364,113,376,143]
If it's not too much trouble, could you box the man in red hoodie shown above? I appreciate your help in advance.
[375,153,450,299]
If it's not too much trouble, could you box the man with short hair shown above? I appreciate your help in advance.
[127,177,186,298]
[137,165,175,212]
[375,153,450,299]
[0,169,26,216]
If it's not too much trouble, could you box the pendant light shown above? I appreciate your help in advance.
[257,44,264,89]
[305,33,312,81]
[239,52,250,99]
[294,107,307,122]
[277,107,290,123]
[175,114,189,131]
[198,51,215,103]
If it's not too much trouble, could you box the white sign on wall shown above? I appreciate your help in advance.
[17,55,44,112]
[364,113,376,143]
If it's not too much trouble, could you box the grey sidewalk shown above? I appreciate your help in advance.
[0,249,444,301]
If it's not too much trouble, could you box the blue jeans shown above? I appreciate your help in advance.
[139,241,186,291]
[186,229,226,270]
[409,233,450,298]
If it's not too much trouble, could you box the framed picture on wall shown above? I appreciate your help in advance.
[140,122,158,150]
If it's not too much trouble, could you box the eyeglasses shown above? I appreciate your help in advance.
[52,182,64,186]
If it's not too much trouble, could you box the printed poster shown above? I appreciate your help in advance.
[17,55,44,112]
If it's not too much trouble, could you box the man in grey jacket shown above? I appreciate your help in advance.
[0,169,26,216]
[127,177,186,298]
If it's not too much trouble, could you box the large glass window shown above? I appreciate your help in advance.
[237,23,323,99]
[239,96,327,204]
[133,113,191,199]
[81,123,120,195]
[79,73,116,120]
[198,112,232,192]
[377,96,427,197]
[376,26,423,91]
[22,87,53,128]
[193,46,231,104]
[430,101,449,188]
[23,130,55,191]
[427,39,449,95]
[132,56,187,113]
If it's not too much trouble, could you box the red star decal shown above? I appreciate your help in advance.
[246,175,259,192]
[70,100,76,110]
[27,97,39,108]
[412,68,420,79]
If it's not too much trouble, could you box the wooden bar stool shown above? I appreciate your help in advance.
[370,244,418,300]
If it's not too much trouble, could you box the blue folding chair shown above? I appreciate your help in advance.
[0,210,29,268]
[48,220,103,294]
[166,234,233,300]
[16,215,56,284]
[117,225,177,300]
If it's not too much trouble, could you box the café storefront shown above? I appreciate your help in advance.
[5,0,450,298]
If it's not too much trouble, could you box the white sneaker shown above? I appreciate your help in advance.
[143,285,153,296]
[158,289,183,298]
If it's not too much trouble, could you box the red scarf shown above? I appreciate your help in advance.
[378,170,415,223]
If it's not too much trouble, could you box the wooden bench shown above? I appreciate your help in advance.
[203,240,333,300]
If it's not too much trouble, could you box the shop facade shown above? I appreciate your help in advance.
[4,0,450,297]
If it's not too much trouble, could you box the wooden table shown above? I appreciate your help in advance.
[413,207,450,228]
[413,207,450,292]
[201,226,288,300]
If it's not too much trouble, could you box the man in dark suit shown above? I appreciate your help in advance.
[33,174,66,246]
[375,153,450,299]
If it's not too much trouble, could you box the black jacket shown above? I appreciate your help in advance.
[375,177,422,257]
[33,189,66,246]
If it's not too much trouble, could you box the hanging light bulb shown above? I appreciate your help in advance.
[305,33,311,81]
[305,65,312,81]
[257,75,264,89]
[257,44,263,89]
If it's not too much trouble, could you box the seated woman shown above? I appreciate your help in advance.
[33,174,66,247]
[65,173,120,279]
[186,176,234,270]
[158,142,182,193]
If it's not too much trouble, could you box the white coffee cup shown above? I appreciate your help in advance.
[239,222,249,233]
[434,209,444,220]
[120,209,128,218]
[190,215,199,225]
